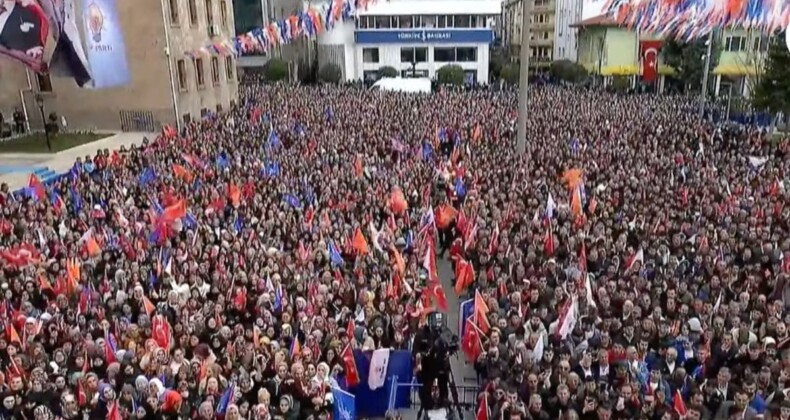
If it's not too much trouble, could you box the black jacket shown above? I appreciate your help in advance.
[0,3,43,52]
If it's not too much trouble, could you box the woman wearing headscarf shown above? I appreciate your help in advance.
[89,382,114,420]
[274,395,299,420]
[307,362,336,419]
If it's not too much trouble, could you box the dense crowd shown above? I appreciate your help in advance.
[0,83,788,420]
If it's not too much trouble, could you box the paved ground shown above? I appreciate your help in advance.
[394,256,478,420]
[0,132,154,189]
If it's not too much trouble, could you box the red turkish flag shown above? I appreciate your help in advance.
[640,41,662,82]
[341,344,360,387]
[461,315,482,362]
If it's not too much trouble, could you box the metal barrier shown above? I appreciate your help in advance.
[388,376,482,413]
[119,110,158,132]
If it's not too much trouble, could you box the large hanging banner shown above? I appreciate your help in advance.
[0,0,128,88]
[78,0,129,88]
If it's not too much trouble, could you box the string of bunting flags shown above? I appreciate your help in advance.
[601,0,790,41]
[186,0,376,58]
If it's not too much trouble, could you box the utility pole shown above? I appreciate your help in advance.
[516,0,532,155]
[699,30,714,118]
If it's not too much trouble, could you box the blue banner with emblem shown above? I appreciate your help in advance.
[355,29,494,44]
[332,386,356,420]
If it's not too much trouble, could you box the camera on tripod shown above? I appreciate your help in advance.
[413,312,462,420]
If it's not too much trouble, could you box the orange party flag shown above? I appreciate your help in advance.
[436,205,457,229]
[390,245,405,275]
[561,168,583,191]
[172,164,194,182]
[6,324,20,344]
[85,237,101,257]
[143,297,155,317]
[389,187,408,214]
[228,184,241,208]
[353,156,363,178]
[352,227,369,255]
[571,188,583,217]
[38,274,52,292]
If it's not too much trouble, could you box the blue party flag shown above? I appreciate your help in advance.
[216,383,235,414]
[331,386,356,420]
[328,240,344,267]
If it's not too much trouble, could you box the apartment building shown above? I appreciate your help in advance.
[501,0,581,67]
[575,15,769,96]
[0,0,239,132]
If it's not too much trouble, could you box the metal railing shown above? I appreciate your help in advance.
[119,110,158,132]
[388,376,482,414]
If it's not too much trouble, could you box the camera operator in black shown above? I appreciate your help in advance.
[412,311,457,413]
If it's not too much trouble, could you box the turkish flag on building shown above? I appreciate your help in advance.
[640,41,662,82]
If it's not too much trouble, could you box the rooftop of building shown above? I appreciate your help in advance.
[356,0,501,16]
[570,14,618,27]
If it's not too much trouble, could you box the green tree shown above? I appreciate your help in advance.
[436,64,465,85]
[488,47,510,80]
[752,36,790,119]
[661,36,720,93]
[263,58,289,82]
[318,63,343,83]
[379,66,398,78]
[550,59,588,83]
[500,62,520,85]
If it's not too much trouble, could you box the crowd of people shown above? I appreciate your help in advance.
[0,82,788,420]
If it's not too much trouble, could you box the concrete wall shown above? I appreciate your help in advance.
[0,0,239,131]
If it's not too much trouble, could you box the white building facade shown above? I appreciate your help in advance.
[317,0,501,83]
[552,0,583,61]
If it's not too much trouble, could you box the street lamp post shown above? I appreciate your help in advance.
[34,93,52,152]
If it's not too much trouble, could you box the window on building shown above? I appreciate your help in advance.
[456,47,477,62]
[357,16,370,29]
[183,114,192,125]
[725,36,746,52]
[36,73,52,92]
[374,16,390,28]
[176,59,188,90]
[225,56,235,81]
[216,104,223,113]
[401,69,429,78]
[169,0,179,24]
[434,47,455,62]
[220,0,228,28]
[437,15,448,28]
[397,15,413,28]
[422,15,436,28]
[205,0,214,27]
[543,31,550,39]
[363,48,380,63]
[475,16,485,28]
[211,56,220,85]
[753,35,769,52]
[399,47,427,63]
[535,0,548,5]
[194,58,205,87]
[415,47,427,62]
[453,15,472,28]
[187,0,197,25]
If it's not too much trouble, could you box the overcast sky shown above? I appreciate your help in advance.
[582,0,606,19]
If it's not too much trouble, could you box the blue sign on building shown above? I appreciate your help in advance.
[355,29,494,45]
